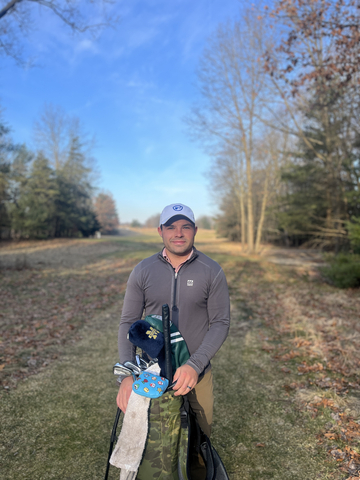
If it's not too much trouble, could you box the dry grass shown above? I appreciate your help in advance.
[1,231,359,479]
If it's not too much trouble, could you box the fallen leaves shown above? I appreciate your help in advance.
[275,349,300,361]
[327,444,360,477]
[2,238,359,477]
[262,344,275,352]
[242,263,360,479]
[0,244,137,390]
[280,366,291,373]
[298,362,325,374]
[283,382,304,392]
[291,338,313,349]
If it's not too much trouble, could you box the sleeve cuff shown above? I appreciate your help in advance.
[185,359,203,375]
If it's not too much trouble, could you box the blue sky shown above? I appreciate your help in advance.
[1,0,243,223]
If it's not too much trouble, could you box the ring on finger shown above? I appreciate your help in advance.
[187,385,191,390]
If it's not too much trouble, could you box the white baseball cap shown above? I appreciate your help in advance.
[159,203,195,226]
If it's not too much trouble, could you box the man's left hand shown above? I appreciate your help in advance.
[172,364,198,396]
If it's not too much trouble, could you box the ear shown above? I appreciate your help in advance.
[194,226,198,236]
[157,226,163,238]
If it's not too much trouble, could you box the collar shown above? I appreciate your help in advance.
[162,248,194,273]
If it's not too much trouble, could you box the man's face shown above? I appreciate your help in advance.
[157,219,197,257]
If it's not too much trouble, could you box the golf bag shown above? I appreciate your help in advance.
[105,394,229,480]
[105,304,229,479]
[136,390,183,479]
[177,397,229,480]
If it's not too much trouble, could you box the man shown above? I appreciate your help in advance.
[116,203,230,436]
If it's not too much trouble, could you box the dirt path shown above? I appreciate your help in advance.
[260,246,325,268]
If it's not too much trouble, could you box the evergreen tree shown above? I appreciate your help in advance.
[0,124,11,236]
[0,107,101,240]
[215,191,242,241]
[53,135,99,237]
[54,173,99,237]
[277,90,360,249]
[12,153,57,238]
[0,120,23,238]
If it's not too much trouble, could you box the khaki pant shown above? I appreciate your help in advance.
[186,369,214,437]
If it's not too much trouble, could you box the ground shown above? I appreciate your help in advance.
[0,230,359,479]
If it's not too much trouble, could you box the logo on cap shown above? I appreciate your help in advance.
[173,205,183,211]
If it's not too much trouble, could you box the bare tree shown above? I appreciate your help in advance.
[0,0,117,65]
[94,191,119,234]
[33,104,68,170]
[253,129,291,251]
[144,213,160,228]
[33,103,96,173]
[189,10,273,252]
[208,143,246,250]
[209,128,290,252]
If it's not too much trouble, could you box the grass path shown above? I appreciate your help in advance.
[1,301,334,480]
[213,319,335,479]
[0,304,122,479]
[1,231,358,479]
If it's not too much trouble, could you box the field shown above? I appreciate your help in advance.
[0,230,359,479]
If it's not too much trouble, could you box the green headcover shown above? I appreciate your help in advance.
[144,315,190,373]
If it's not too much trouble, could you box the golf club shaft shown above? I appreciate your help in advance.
[104,407,121,480]
[162,304,172,382]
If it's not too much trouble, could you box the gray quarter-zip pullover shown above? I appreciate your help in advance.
[118,247,230,375]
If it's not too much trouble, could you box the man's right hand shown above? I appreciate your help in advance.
[116,376,134,413]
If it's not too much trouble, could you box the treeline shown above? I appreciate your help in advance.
[129,214,214,230]
[190,0,360,253]
[0,105,119,239]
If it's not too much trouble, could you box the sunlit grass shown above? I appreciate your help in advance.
[1,230,359,479]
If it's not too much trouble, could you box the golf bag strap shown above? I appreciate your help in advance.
[180,397,215,480]
[180,400,188,429]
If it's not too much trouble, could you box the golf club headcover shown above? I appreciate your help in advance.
[128,320,165,360]
[144,315,190,371]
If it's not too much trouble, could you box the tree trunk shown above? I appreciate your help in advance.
[246,154,254,252]
[240,182,246,250]
[255,170,269,253]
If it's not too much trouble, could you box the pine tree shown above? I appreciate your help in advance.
[0,122,14,237]
[12,153,57,238]
[277,90,360,249]
[53,135,99,237]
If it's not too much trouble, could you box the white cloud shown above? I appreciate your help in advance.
[75,39,99,54]
[126,80,155,89]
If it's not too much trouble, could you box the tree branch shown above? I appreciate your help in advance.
[0,0,23,20]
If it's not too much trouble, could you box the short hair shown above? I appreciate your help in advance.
[161,215,195,229]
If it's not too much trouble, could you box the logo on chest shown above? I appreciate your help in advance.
[187,279,194,287]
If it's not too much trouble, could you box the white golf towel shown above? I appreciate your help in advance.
[109,364,161,480]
